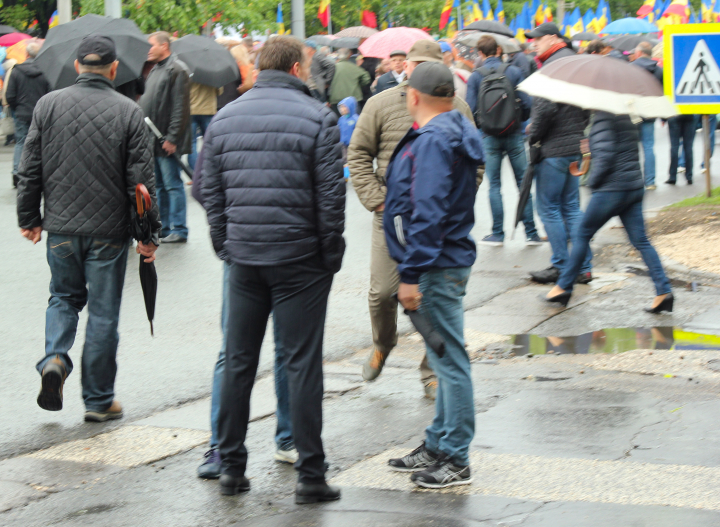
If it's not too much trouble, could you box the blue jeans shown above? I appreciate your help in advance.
[420,267,474,467]
[557,189,671,296]
[38,234,129,411]
[209,263,293,450]
[668,115,696,182]
[483,132,537,238]
[155,155,188,239]
[187,115,213,172]
[682,115,717,168]
[13,118,30,177]
[535,156,592,273]
[639,120,656,186]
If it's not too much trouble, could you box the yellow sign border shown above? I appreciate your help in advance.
[663,23,720,115]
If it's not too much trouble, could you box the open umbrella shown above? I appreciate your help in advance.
[34,15,149,89]
[573,31,598,41]
[307,35,333,46]
[358,27,432,59]
[130,184,157,336]
[453,30,521,68]
[172,34,239,88]
[464,20,514,37]
[334,26,378,39]
[601,18,658,35]
[0,33,30,47]
[330,37,361,49]
[517,54,676,120]
[0,25,18,36]
[607,34,659,52]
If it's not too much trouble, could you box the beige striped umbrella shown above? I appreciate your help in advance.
[333,26,378,39]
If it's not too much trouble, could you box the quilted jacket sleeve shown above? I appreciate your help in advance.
[586,113,615,190]
[528,96,558,145]
[126,105,161,241]
[348,95,385,212]
[313,109,346,273]
[201,127,227,260]
[166,64,190,147]
[16,101,44,229]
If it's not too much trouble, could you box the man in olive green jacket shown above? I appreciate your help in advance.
[328,49,371,111]
[348,40,483,399]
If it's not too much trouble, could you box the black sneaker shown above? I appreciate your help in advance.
[388,442,439,472]
[575,272,593,284]
[197,448,221,479]
[410,456,473,489]
[530,266,560,284]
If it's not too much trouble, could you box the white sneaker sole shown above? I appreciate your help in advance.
[479,241,503,247]
[274,452,298,464]
[413,477,473,489]
[525,240,543,246]
[388,464,431,473]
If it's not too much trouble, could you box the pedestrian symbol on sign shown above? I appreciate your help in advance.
[676,39,720,96]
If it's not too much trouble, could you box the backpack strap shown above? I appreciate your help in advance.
[476,66,492,77]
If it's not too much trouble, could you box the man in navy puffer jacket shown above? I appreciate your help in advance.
[202,37,345,504]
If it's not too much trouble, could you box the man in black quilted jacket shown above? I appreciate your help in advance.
[202,36,345,504]
[16,35,160,422]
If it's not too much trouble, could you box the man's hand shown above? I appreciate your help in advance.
[162,141,177,155]
[136,241,158,263]
[20,226,42,244]
[398,282,422,311]
[375,203,385,212]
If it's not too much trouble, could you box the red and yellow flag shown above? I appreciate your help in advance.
[637,0,655,18]
[318,0,330,27]
[440,0,453,30]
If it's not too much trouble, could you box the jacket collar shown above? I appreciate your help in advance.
[254,70,312,96]
[75,73,115,89]
[482,56,503,68]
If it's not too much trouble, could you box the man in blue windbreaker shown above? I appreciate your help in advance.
[382,62,483,489]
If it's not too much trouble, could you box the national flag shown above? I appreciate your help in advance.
[49,10,59,29]
[521,3,533,29]
[589,8,600,33]
[482,0,494,21]
[440,0,453,29]
[447,15,457,37]
[496,0,505,23]
[571,7,583,35]
[464,6,474,27]
[582,8,593,33]
[543,4,553,22]
[27,19,39,32]
[455,0,464,30]
[276,4,285,34]
[663,0,689,19]
[472,0,483,21]
[533,0,544,26]
[637,0,655,18]
[362,10,377,28]
[318,0,330,27]
[715,0,720,21]
[596,0,610,28]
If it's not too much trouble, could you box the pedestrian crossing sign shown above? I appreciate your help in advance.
[664,24,720,114]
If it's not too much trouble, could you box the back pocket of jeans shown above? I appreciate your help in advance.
[49,240,74,259]
[92,239,126,260]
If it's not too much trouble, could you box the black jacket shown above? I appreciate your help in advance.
[5,59,51,122]
[17,74,160,240]
[586,111,644,192]
[139,54,192,156]
[374,71,401,94]
[529,46,589,159]
[202,70,346,272]
[633,56,663,86]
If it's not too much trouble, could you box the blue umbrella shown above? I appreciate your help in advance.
[602,17,658,35]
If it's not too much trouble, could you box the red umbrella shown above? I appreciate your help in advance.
[0,32,31,47]
[358,27,433,59]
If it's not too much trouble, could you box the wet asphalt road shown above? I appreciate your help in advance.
[1,122,720,525]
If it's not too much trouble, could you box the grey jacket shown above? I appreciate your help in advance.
[139,54,192,156]
[17,74,160,240]
[310,51,336,98]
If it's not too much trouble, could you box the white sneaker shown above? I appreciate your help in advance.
[275,447,299,464]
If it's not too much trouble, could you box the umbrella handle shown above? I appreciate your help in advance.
[570,154,591,177]
[135,184,151,215]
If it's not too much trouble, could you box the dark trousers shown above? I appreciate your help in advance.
[668,115,696,183]
[218,256,334,483]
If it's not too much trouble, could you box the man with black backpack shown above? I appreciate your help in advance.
[466,36,539,247]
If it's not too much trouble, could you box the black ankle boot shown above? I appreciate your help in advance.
[219,474,250,495]
[296,481,341,504]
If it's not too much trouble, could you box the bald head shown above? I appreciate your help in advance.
[635,41,653,58]
[26,41,41,58]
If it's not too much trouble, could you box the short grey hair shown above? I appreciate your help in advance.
[149,31,171,48]
[77,53,114,75]
[337,48,351,61]
[635,41,653,57]
[26,41,41,58]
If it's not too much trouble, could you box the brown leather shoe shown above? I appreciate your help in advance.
[84,400,123,422]
[37,357,67,411]
[362,349,388,381]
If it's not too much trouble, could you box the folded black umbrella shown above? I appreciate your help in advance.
[172,34,239,88]
[394,294,445,358]
[513,147,539,236]
[130,184,157,336]
[144,117,194,179]
[34,14,150,90]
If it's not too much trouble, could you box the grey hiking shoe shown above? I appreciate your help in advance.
[388,442,439,472]
[411,456,473,489]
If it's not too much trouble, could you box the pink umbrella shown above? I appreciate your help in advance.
[0,32,31,47]
[358,27,433,59]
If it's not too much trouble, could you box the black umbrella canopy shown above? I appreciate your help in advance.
[573,31,598,41]
[607,34,659,52]
[464,20,514,37]
[308,35,333,46]
[172,34,239,88]
[330,37,361,49]
[34,15,150,90]
[0,25,18,36]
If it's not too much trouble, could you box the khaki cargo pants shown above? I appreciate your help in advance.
[370,211,435,383]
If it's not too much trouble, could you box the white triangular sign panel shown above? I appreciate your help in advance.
[676,39,720,96]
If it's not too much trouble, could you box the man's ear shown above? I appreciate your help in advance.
[74,59,80,74]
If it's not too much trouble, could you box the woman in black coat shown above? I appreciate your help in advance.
[543,111,673,313]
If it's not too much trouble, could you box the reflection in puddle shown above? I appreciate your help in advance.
[512,327,720,355]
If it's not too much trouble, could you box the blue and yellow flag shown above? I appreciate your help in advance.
[482,0,494,21]
[276,3,285,34]
[496,0,505,23]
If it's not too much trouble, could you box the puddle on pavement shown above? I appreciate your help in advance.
[511,327,720,356]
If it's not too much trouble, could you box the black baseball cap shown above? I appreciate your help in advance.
[408,62,455,98]
[77,35,117,66]
[525,22,562,40]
